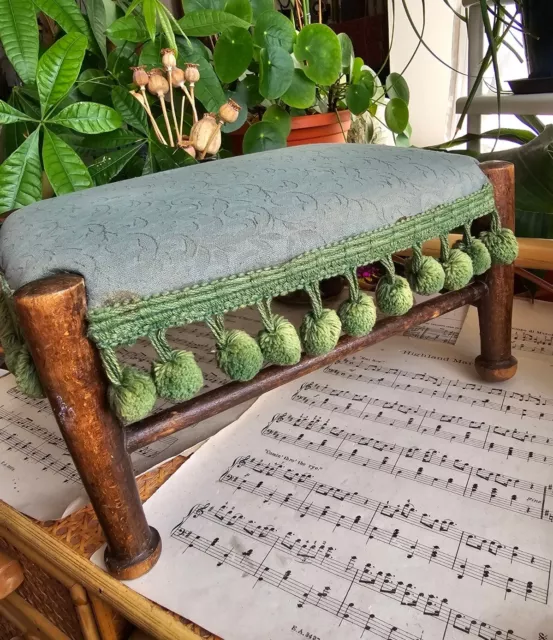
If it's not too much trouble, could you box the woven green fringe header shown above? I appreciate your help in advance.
[0,183,519,424]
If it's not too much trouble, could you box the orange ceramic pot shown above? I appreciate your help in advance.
[229,110,351,155]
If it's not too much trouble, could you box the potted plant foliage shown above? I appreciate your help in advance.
[114,0,411,152]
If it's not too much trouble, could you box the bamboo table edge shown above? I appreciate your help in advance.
[0,501,201,640]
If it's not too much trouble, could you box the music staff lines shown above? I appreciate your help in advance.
[292,387,553,464]
[261,425,550,521]
[188,502,526,640]
[170,525,423,640]
[274,412,551,497]
[325,361,553,423]
[0,426,79,483]
[231,456,550,573]
[220,472,546,604]
[6,388,51,414]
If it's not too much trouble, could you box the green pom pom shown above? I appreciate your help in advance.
[453,238,491,276]
[217,329,263,381]
[376,276,413,316]
[405,255,445,295]
[480,228,518,265]
[108,366,157,423]
[258,315,301,366]
[152,351,203,401]
[300,308,342,356]
[443,248,474,291]
[338,293,376,337]
[13,346,43,398]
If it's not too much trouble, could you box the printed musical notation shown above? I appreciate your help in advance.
[109,337,553,640]
[175,502,526,640]
[457,298,553,362]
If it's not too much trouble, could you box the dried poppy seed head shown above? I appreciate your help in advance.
[219,99,241,123]
[131,65,149,88]
[184,63,200,84]
[162,48,177,70]
[171,67,186,87]
[148,70,169,96]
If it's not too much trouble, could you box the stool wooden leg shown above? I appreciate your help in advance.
[13,275,161,580]
[475,161,518,383]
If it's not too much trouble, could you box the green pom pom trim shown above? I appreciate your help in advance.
[376,257,413,316]
[150,330,203,401]
[300,283,342,355]
[440,235,473,291]
[405,245,445,295]
[481,227,518,265]
[208,316,263,381]
[338,271,376,337]
[301,308,342,355]
[257,300,301,366]
[101,349,157,423]
[13,346,43,399]
[454,227,491,276]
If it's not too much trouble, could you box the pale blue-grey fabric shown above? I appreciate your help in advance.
[0,144,488,309]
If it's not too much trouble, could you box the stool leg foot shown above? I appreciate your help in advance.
[14,275,160,579]
[476,161,517,384]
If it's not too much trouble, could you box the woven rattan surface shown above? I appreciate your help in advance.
[0,535,84,639]
[40,454,221,640]
[0,609,21,638]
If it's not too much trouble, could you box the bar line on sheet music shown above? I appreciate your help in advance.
[441,609,452,640]
[541,486,547,520]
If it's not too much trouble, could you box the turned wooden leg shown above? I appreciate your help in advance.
[13,275,161,579]
[475,161,518,383]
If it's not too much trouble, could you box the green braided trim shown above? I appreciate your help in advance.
[88,183,495,348]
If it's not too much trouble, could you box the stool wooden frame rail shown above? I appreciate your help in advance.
[10,160,517,581]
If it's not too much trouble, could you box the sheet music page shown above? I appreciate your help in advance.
[0,294,466,521]
[93,336,553,640]
[457,298,553,361]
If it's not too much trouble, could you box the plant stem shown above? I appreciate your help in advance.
[318,0,322,23]
[302,0,310,25]
[295,0,303,29]
[159,94,175,146]
[140,87,167,145]
[189,84,199,124]
[168,69,181,143]
[179,91,186,139]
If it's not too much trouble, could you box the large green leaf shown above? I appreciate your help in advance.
[250,0,274,22]
[213,27,253,83]
[42,128,93,195]
[0,0,38,84]
[149,138,197,171]
[262,105,291,138]
[34,0,93,47]
[89,143,143,185]
[0,100,34,124]
[77,69,112,100]
[385,97,409,134]
[157,5,178,52]
[78,129,144,150]
[386,72,410,104]
[481,127,553,237]
[4,91,38,156]
[224,0,252,23]
[178,10,249,37]
[49,102,122,134]
[243,121,286,154]
[177,41,226,112]
[107,41,138,84]
[139,39,162,67]
[182,0,225,10]
[107,15,149,42]
[253,10,295,52]
[0,129,41,213]
[346,83,371,115]
[259,46,293,100]
[111,86,149,135]
[84,0,108,62]
[337,32,353,75]
[37,33,88,115]
[294,24,341,86]
[281,69,315,109]
[143,0,157,42]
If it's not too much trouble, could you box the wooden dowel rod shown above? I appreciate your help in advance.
[397,236,553,271]
[126,282,487,452]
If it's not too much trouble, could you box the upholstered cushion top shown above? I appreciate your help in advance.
[0,144,488,313]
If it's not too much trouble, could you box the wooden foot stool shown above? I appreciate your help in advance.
[0,145,518,580]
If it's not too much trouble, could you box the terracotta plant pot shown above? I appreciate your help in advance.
[230,110,351,156]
